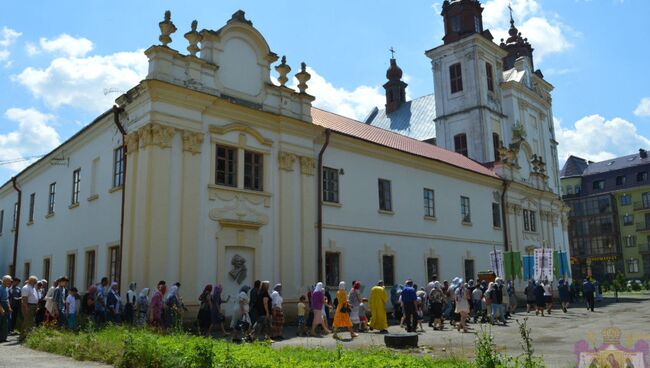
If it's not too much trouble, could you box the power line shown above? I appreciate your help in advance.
[0,154,45,166]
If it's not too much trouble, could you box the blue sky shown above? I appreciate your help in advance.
[1,0,649,183]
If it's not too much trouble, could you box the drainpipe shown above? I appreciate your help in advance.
[10,177,21,276]
[316,129,331,283]
[112,105,126,286]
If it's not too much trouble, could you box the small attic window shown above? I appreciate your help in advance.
[607,161,615,166]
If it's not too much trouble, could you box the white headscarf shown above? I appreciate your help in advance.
[166,285,179,301]
[138,288,149,304]
[338,281,346,290]
[314,282,323,293]
[433,281,441,290]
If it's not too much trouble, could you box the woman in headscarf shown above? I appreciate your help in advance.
[106,282,122,323]
[454,281,470,333]
[524,280,536,313]
[310,282,331,336]
[124,282,137,325]
[428,281,444,330]
[44,280,57,323]
[543,280,553,314]
[484,282,494,324]
[210,284,230,336]
[231,285,251,342]
[534,280,546,316]
[137,288,149,326]
[252,281,273,342]
[270,284,284,340]
[82,285,97,317]
[558,279,570,313]
[164,283,182,329]
[332,282,357,340]
[197,284,212,336]
[149,283,166,330]
[348,281,362,331]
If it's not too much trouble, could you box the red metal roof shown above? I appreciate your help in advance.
[311,107,499,178]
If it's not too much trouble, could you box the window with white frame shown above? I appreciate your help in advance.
[48,183,56,214]
[71,169,81,205]
[461,196,471,223]
[113,147,125,188]
[627,258,639,273]
[323,167,339,203]
[423,188,435,217]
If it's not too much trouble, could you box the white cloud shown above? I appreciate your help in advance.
[555,115,650,164]
[482,0,572,63]
[37,34,94,57]
[13,43,147,113]
[634,97,650,117]
[25,42,39,56]
[0,108,60,172]
[0,26,22,65]
[290,67,386,121]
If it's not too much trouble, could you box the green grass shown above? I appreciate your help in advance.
[25,326,472,368]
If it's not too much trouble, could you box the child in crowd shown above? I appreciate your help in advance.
[416,297,425,332]
[358,298,369,332]
[66,287,79,330]
[296,295,307,336]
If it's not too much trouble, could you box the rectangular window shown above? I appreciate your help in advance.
[592,180,605,190]
[616,175,626,186]
[450,15,461,32]
[243,151,263,191]
[449,63,463,93]
[378,179,392,211]
[620,194,631,206]
[323,167,339,203]
[627,258,639,273]
[427,257,439,282]
[623,214,634,226]
[325,252,340,287]
[464,259,475,282]
[474,15,482,32]
[42,258,51,285]
[486,62,494,92]
[85,250,96,288]
[637,172,648,182]
[461,196,471,223]
[492,133,500,161]
[23,262,30,281]
[215,145,237,187]
[108,246,121,283]
[624,235,636,247]
[12,203,18,230]
[523,209,530,231]
[606,260,616,274]
[492,203,501,228]
[113,146,125,188]
[28,193,35,223]
[423,188,435,217]
[454,133,468,157]
[0,209,3,233]
[530,210,537,232]
[67,253,76,289]
[71,169,81,205]
[575,185,581,194]
[382,255,395,286]
[48,183,56,214]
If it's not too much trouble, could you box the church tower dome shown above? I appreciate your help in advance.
[441,0,490,44]
[383,55,408,114]
[499,10,535,71]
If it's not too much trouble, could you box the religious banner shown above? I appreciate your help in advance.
[523,255,535,281]
[490,250,505,278]
[534,248,554,281]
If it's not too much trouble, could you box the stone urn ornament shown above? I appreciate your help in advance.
[275,56,291,87]
[295,62,311,94]
[159,10,177,46]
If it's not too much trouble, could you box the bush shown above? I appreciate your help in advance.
[26,326,468,368]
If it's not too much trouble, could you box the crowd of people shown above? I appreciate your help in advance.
[0,272,602,344]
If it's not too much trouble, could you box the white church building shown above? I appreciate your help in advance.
[0,2,569,311]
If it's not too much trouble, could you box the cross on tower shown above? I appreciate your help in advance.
[508,3,514,24]
[389,47,396,59]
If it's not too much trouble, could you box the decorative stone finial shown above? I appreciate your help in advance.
[295,62,311,94]
[159,10,177,46]
[184,20,201,56]
[228,10,253,26]
[275,55,291,87]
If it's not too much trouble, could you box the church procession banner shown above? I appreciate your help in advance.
[534,248,554,281]
[490,250,505,278]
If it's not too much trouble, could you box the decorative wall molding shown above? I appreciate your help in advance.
[125,131,140,153]
[138,123,175,149]
[209,196,269,227]
[278,151,297,171]
[209,123,273,147]
[182,130,204,154]
[299,156,315,176]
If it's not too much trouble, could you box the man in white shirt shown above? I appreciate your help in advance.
[20,276,39,341]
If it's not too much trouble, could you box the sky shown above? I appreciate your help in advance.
[1,0,649,183]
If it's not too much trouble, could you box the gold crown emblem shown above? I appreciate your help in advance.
[602,325,622,345]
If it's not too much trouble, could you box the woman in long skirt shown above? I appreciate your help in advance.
[197,285,212,336]
[348,281,362,330]
[332,282,357,340]
[270,284,284,340]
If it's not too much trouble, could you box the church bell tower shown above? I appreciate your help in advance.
[426,0,507,164]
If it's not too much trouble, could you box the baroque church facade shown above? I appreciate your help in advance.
[0,2,569,312]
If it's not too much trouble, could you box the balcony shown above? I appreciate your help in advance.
[636,222,650,232]
[633,201,650,211]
